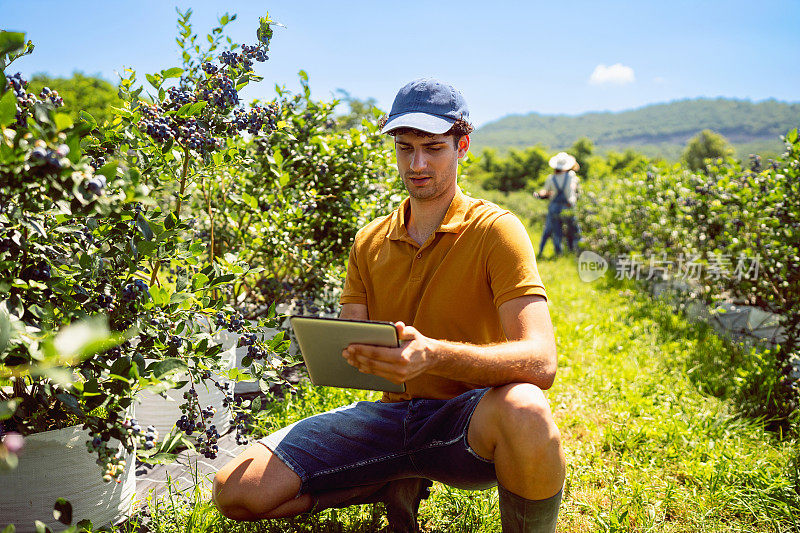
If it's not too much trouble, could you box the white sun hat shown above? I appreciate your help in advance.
[548,152,577,171]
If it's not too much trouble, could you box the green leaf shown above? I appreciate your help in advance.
[0,31,25,58]
[162,67,184,79]
[175,270,189,292]
[191,273,209,290]
[2,522,17,532]
[145,73,162,89]
[47,316,122,364]
[78,110,97,130]
[170,292,192,304]
[0,399,19,420]
[188,101,208,115]
[136,213,154,241]
[0,90,16,126]
[150,285,169,306]
[150,358,188,380]
[242,192,258,209]
[175,103,193,117]
[786,128,798,144]
[165,212,177,230]
[135,451,179,465]
[0,303,10,354]
[137,240,157,257]
[95,161,118,179]
[110,357,133,380]
[56,393,84,417]
[210,274,235,287]
[54,113,73,130]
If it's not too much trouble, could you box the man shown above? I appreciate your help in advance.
[213,78,566,532]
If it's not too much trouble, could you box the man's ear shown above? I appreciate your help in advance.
[457,135,470,158]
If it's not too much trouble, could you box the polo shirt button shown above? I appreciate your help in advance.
[416,253,422,258]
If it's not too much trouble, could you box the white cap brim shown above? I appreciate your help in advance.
[381,112,455,135]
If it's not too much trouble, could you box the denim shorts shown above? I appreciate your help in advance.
[258,387,497,496]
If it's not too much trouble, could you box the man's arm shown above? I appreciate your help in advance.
[343,294,558,390]
[339,303,368,320]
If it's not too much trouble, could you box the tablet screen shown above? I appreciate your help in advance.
[289,315,406,393]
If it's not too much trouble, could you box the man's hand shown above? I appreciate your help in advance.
[342,322,434,385]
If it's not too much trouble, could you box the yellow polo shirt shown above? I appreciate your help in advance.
[340,187,547,348]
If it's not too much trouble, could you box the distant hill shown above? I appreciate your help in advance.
[471,98,800,160]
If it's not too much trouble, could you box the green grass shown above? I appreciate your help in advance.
[118,209,800,533]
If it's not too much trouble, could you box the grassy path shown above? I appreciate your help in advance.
[129,217,800,532]
[537,253,798,532]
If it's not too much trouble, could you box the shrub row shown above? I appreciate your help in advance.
[578,131,800,432]
[0,10,396,477]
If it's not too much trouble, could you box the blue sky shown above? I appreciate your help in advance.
[2,0,799,127]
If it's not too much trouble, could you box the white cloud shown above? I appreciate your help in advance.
[589,63,636,85]
[653,76,666,84]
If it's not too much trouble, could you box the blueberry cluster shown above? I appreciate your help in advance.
[169,335,184,348]
[95,294,115,310]
[167,86,196,107]
[29,142,70,171]
[202,62,219,75]
[177,388,201,435]
[104,340,131,361]
[7,72,35,126]
[218,381,236,408]
[38,86,64,106]
[85,415,131,483]
[138,104,221,153]
[242,44,269,63]
[179,117,220,150]
[195,407,220,459]
[139,104,175,143]
[233,411,250,446]
[86,174,107,196]
[232,104,278,135]
[215,311,246,332]
[176,391,222,458]
[7,73,64,127]
[0,234,18,255]
[242,332,267,360]
[122,278,150,301]
[89,156,106,170]
[201,72,239,108]
[123,418,158,451]
[219,50,240,67]
[20,260,51,282]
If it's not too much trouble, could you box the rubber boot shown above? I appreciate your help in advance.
[308,477,433,533]
[498,484,563,533]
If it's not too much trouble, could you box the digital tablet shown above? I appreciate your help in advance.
[289,315,406,393]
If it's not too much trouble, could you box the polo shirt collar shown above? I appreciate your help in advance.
[387,187,469,241]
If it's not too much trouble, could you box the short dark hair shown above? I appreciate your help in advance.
[379,118,474,149]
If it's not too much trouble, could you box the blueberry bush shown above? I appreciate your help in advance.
[579,131,800,432]
[0,9,381,485]
[191,72,399,320]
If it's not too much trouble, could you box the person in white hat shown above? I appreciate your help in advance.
[534,152,581,258]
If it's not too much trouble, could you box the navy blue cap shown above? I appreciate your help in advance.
[381,78,470,135]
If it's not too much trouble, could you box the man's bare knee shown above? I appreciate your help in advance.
[212,442,307,520]
[469,383,557,459]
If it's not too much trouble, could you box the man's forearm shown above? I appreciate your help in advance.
[426,337,557,390]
